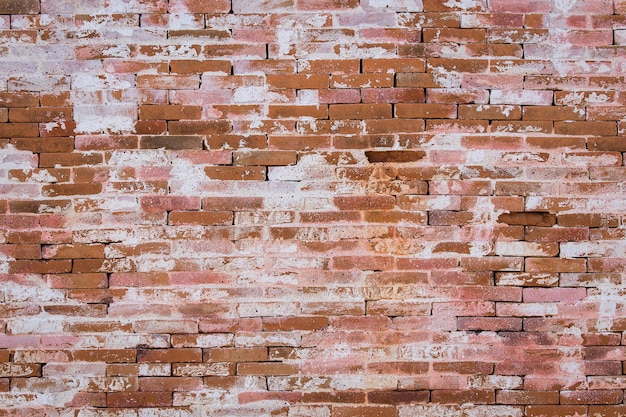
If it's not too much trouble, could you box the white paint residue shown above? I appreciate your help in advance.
[73,73,132,90]
[443,0,478,10]
[0,252,12,273]
[337,44,390,59]
[102,44,132,58]
[108,150,169,166]
[74,14,116,38]
[75,114,135,134]
[367,0,424,11]
[501,105,515,117]
[72,72,136,134]
[277,29,296,56]
[596,301,616,331]
[297,90,319,105]
[41,119,67,134]
[562,92,610,105]
[268,153,331,182]
[169,13,202,30]
[467,197,504,242]
[0,144,38,172]
[233,86,288,104]
[169,157,206,194]
[554,0,576,13]
[430,66,462,88]
[39,15,54,26]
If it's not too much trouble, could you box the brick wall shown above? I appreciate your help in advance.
[1,0,626,415]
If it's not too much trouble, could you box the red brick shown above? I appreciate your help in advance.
[334,196,395,210]
[396,103,457,119]
[268,105,328,119]
[368,390,427,404]
[10,259,72,274]
[523,288,587,302]
[496,390,559,405]
[138,105,201,120]
[204,166,266,181]
[332,406,397,417]
[457,317,522,331]
[267,74,329,89]
[458,104,522,120]
[237,363,298,375]
[556,121,617,136]
[433,362,494,375]
[263,316,328,331]
[233,150,296,166]
[525,258,587,273]
[71,350,136,363]
[140,196,201,212]
[561,390,623,405]
[329,104,392,119]
[168,211,233,226]
[461,257,523,272]
[0,0,39,14]
[107,392,172,408]
[139,377,203,392]
[137,349,202,363]
[205,348,268,362]
[589,406,626,417]
[526,406,588,417]
[431,390,495,404]
[303,391,366,403]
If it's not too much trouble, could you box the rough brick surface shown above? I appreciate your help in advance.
[0,0,625,414]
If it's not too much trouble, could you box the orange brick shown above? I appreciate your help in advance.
[140,196,201,212]
[138,377,203,392]
[332,406,397,417]
[334,196,395,210]
[303,391,366,403]
[237,362,298,376]
[268,105,328,119]
[526,406,588,417]
[137,348,202,363]
[138,105,201,120]
[168,120,231,135]
[525,258,587,273]
[396,103,457,119]
[329,104,392,119]
[330,74,394,88]
[523,106,586,121]
[263,316,328,331]
[42,244,104,259]
[267,74,329,89]
[459,104,522,120]
[205,348,268,362]
[204,166,266,180]
[107,392,172,408]
[72,350,136,363]
[556,121,617,136]
[362,58,426,73]
[423,28,486,43]
[168,211,233,226]
[497,390,559,405]
[561,390,623,405]
[431,390,495,404]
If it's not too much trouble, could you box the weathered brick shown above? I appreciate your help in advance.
[0,0,623,413]
[0,0,39,14]
[137,349,202,363]
[329,104,392,119]
[107,392,172,408]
